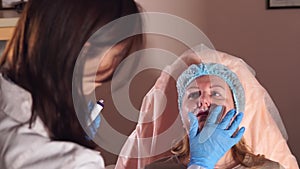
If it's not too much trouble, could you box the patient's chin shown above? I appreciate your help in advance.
[198,121,205,131]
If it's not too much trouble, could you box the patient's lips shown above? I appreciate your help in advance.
[196,109,209,123]
[194,108,209,130]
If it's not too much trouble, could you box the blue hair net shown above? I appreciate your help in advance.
[177,63,245,114]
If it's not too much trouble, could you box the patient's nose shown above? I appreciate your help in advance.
[198,93,211,110]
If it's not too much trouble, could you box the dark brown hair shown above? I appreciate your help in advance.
[0,0,143,149]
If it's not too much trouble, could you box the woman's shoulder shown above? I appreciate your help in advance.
[253,158,284,169]
[145,155,186,169]
[237,153,284,169]
[144,154,284,169]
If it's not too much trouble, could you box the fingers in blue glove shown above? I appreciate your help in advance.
[197,105,224,143]
[89,114,101,138]
[231,127,245,145]
[86,100,103,140]
[232,127,245,144]
[218,109,236,129]
[206,105,223,125]
[227,112,244,136]
[187,108,245,169]
[93,114,101,129]
[188,112,199,138]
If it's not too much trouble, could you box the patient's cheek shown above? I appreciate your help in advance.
[181,109,192,130]
[182,100,197,113]
[181,99,197,130]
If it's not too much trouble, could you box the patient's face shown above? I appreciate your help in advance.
[181,75,234,131]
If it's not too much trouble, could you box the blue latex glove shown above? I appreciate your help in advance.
[86,101,102,140]
[188,105,245,169]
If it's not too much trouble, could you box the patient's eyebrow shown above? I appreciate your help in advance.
[210,84,225,89]
[186,86,199,90]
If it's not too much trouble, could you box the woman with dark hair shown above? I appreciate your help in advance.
[0,0,142,168]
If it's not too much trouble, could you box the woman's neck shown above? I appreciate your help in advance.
[215,150,239,168]
[179,150,239,168]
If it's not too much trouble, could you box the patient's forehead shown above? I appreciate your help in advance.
[187,75,228,89]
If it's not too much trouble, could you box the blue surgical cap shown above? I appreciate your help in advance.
[176,63,245,114]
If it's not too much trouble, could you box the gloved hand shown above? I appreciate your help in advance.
[86,100,103,140]
[188,105,245,169]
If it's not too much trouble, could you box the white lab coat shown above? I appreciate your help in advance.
[0,74,105,169]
